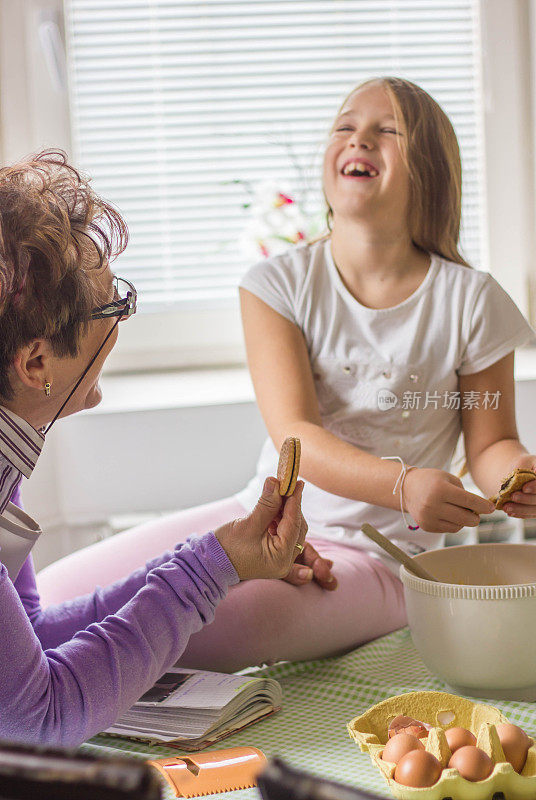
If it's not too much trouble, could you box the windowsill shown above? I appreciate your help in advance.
[83,345,536,417]
[514,346,536,381]
[85,366,255,415]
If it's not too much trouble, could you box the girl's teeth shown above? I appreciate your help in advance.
[342,162,379,177]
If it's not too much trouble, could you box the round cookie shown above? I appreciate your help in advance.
[490,468,536,510]
[277,437,301,497]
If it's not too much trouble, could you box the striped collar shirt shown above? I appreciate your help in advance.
[0,407,44,513]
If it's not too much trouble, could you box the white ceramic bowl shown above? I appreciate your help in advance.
[400,543,536,700]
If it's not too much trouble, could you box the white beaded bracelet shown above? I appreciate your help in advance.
[381,455,420,531]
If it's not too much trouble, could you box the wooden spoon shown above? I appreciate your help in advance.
[361,523,439,582]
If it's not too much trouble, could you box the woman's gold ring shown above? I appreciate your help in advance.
[294,543,304,554]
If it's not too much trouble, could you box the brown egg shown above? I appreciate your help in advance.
[388,714,429,739]
[445,726,477,753]
[448,746,494,781]
[495,723,532,773]
[382,733,425,764]
[394,750,442,787]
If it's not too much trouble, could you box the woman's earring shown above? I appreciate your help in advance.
[44,382,51,397]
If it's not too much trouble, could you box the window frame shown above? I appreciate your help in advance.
[478,0,535,317]
[0,0,531,374]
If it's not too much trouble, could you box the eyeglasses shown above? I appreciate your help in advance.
[90,276,137,321]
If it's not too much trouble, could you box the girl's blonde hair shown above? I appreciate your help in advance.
[327,76,470,267]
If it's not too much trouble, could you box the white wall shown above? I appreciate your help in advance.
[23,372,268,569]
[516,379,536,454]
[28,402,266,526]
[480,0,535,314]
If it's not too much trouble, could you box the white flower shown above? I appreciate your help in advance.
[239,179,323,259]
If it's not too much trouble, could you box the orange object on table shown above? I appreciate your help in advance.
[148,746,267,797]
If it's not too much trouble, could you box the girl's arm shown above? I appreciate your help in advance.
[460,351,536,513]
[241,288,491,531]
[241,287,403,507]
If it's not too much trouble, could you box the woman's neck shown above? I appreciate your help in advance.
[329,219,430,309]
[1,384,48,432]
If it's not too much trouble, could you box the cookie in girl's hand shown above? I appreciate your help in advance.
[490,468,536,509]
[277,437,301,496]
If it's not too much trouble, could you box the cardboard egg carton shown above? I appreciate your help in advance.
[347,691,536,800]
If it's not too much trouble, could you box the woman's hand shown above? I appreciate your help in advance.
[404,468,494,533]
[499,453,536,518]
[283,542,337,590]
[214,477,307,580]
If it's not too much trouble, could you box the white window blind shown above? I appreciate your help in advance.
[65,0,483,311]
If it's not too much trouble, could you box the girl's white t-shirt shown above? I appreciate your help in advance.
[236,238,536,566]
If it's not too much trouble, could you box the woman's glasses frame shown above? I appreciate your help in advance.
[90,276,137,321]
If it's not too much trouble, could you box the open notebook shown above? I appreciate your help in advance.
[102,667,282,751]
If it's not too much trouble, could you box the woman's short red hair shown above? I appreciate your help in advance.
[0,150,128,400]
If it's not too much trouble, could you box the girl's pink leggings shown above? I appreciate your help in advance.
[37,497,407,672]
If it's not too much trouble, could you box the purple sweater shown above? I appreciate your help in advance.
[1,485,239,747]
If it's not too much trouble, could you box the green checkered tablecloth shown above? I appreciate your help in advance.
[84,628,536,799]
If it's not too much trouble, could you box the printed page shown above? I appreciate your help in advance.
[136,667,260,710]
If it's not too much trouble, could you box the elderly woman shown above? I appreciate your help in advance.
[0,150,307,747]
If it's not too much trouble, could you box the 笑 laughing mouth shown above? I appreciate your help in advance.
[341,158,379,178]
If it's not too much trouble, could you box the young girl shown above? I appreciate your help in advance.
[38,77,536,672]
